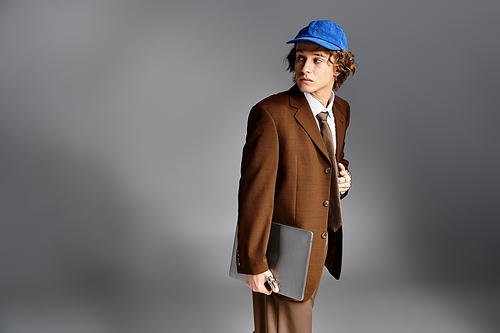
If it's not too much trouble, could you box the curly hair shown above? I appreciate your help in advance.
[286,45,357,91]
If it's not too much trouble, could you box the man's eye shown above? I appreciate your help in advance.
[314,59,323,63]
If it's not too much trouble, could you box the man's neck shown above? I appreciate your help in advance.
[310,91,334,108]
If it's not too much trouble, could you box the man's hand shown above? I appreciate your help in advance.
[338,163,351,194]
[246,270,280,295]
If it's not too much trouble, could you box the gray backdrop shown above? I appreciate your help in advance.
[1,0,499,332]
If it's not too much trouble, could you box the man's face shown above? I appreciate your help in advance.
[294,41,339,100]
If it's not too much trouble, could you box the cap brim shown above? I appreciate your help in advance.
[286,37,344,51]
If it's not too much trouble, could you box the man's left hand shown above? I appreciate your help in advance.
[338,163,351,194]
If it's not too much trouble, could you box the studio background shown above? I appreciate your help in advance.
[0,0,498,332]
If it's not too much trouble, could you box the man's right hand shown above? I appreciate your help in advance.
[246,269,280,295]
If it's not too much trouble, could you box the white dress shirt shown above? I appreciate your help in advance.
[304,92,337,150]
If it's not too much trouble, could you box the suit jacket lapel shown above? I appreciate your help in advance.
[288,86,330,163]
[332,97,345,162]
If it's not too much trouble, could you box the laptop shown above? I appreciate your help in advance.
[229,222,313,301]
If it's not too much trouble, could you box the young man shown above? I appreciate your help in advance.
[235,20,357,332]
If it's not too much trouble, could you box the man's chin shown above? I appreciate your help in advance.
[297,84,315,93]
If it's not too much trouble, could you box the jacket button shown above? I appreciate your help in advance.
[321,232,328,239]
[323,200,329,207]
[325,167,331,174]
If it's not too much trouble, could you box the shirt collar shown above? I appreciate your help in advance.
[304,91,335,118]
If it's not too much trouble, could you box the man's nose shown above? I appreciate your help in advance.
[301,59,312,74]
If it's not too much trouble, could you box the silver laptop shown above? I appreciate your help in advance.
[229,222,313,301]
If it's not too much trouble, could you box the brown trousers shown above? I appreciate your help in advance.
[252,287,319,333]
[251,235,328,333]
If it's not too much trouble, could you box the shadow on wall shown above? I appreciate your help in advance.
[0,126,182,299]
[0,129,127,295]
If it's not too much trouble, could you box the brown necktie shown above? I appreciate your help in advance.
[316,112,343,231]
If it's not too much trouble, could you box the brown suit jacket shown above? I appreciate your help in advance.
[236,85,350,301]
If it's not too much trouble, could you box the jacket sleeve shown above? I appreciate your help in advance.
[236,104,279,275]
[338,100,350,200]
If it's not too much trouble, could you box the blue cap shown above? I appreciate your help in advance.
[286,20,348,51]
